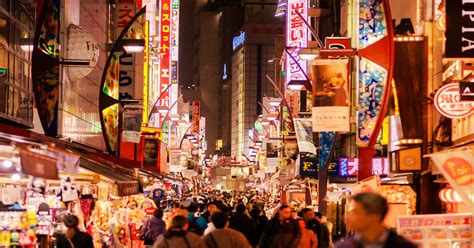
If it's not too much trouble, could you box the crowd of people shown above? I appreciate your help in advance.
[56,191,417,248]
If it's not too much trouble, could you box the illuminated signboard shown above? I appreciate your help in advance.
[158,0,171,126]
[338,157,388,177]
[434,83,474,119]
[192,101,200,134]
[232,31,245,51]
[286,0,308,86]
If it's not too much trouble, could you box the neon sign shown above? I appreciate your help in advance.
[232,31,245,51]
[286,0,308,86]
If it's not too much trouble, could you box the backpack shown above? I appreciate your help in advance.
[187,216,204,236]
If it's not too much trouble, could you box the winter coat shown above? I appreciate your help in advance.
[259,217,302,248]
[140,217,166,245]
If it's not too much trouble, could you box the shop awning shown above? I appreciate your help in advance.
[139,168,183,184]
[79,156,140,197]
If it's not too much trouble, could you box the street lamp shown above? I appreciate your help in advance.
[121,39,145,53]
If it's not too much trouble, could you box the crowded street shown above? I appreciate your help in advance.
[0,0,472,247]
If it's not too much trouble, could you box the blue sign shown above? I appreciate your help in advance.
[232,31,245,51]
[223,64,228,80]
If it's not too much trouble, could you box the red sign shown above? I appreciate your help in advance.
[192,101,200,134]
[158,0,171,126]
[434,83,474,118]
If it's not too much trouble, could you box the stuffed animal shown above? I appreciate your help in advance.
[59,177,79,202]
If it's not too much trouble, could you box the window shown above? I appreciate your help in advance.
[0,0,34,126]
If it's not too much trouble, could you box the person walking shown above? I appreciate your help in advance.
[229,204,257,245]
[186,204,208,235]
[298,219,317,248]
[315,212,333,248]
[259,204,301,248]
[334,192,417,248]
[153,215,206,248]
[301,208,325,248]
[249,207,268,246]
[140,208,166,246]
[203,211,251,248]
[57,214,94,248]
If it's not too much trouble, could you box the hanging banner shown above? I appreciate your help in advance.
[425,145,474,207]
[300,156,318,179]
[311,59,350,132]
[286,0,308,86]
[122,105,143,143]
[445,0,474,58]
[294,118,317,154]
[319,132,335,168]
[192,101,200,134]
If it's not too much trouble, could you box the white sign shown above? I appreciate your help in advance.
[233,31,245,51]
[312,106,350,132]
[286,0,308,86]
[434,83,474,118]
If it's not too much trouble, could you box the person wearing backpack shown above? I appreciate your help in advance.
[186,204,208,235]
[153,215,206,248]
[140,209,166,246]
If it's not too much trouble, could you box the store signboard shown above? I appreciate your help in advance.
[434,83,474,118]
[286,0,308,86]
[192,101,200,134]
[158,0,171,126]
[117,181,139,196]
[233,31,245,51]
[426,145,474,207]
[294,118,317,154]
[459,81,474,101]
[445,0,474,58]
[300,157,318,179]
[397,214,472,247]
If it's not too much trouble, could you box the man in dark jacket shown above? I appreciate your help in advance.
[229,204,257,245]
[140,208,166,245]
[259,204,301,248]
[301,208,325,248]
[335,192,417,248]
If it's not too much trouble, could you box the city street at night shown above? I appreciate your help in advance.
[0,0,472,247]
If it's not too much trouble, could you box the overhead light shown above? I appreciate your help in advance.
[266,113,279,121]
[177,120,188,126]
[268,58,274,63]
[11,173,21,181]
[188,135,196,140]
[20,38,33,52]
[287,80,310,91]
[394,138,423,146]
[170,114,180,121]
[121,39,145,53]
[260,118,271,126]
[268,98,282,107]
[2,160,13,168]
[298,48,319,61]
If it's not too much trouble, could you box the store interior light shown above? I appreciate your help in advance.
[122,39,145,53]
[287,80,310,91]
[260,118,271,126]
[177,120,188,126]
[268,98,282,107]
[153,106,169,115]
[170,114,180,121]
[11,173,21,181]
[266,113,279,121]
[274,2,286,17]
[298,48,320,61]
[2,160,13,168]
[394,36,424,42]
[394,138,423,146]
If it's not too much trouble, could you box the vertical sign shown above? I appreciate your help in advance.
[286,0,308,86]
[116,0,137,100]
[192,102,200,134]
[143,20,149,123]
[445,0,474,58]
[170,0,179,116]
[159,0,171,126]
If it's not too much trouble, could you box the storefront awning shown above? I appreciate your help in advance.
[80,157,139,197]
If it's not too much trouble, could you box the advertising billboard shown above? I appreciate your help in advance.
[286,0,308,86]
[158,0,171,126]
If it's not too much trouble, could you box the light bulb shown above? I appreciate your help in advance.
[2,160,13,168]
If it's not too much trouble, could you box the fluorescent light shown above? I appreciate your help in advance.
[268,98,282,107]
[266,113,279,121]
[287,80,310,91]
[170,114,180,121]
[21,45,33,52]
[121,39,145,53]
[299,53,318,61]
[177,120,188,126]
[260,119,271,126]
[2,160,12,168]
[287,84,305,91]
[11,173,21,181]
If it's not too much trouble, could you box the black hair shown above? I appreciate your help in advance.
[279,204,290,211]
[301,208,313,215]
[236,204,246,214]
[163,215,188,238]
[187,204,198,213]
[211,211,228,229]
[249,207,261,219]
[351,192,389,221]
[154,208,164,218]
[63,214,79,228]
[314,212,325,219]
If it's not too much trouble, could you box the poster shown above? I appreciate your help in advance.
[122,105,143,143]
[397,213,472,248]
[143,138,158,167]
[294,118,317,154]
[311,59,350,132]
[266,141,278,158]
[282,138,298,170]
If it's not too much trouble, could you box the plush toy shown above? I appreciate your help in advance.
[59,177,79,202]
[28,177,46,197]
